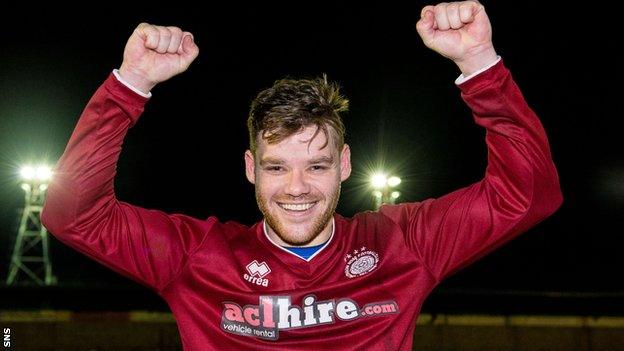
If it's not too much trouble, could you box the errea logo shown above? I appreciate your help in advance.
[244,260,271,287]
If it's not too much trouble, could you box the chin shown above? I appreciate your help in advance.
[274,221,319,245]
[280,236,315,247]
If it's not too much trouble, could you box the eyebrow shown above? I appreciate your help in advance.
[308,156,335,165]
[259,157,285,166]
[259,155,335,166]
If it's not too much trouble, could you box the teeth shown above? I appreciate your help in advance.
[280,202,316,211]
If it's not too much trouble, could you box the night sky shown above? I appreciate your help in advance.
[1,1,621,302]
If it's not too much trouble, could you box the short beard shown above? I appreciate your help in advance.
[256,185,341,246]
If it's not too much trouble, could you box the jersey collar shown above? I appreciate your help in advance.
[262,218,335,262]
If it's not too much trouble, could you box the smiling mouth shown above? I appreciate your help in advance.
[278,201,318,213]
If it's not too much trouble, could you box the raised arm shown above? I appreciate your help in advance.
[40,24,208,292]
[380,2,563,281]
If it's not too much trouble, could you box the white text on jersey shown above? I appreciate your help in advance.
[221,294,399,340]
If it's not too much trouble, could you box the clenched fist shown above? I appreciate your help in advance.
[416,1,497,76]
[119,23,200,93]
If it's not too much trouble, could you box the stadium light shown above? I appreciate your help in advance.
[8,163,56,285]
[371,174,388,189]
[369,171,401,210]
[387,176,401,187]
[20,166,36,180]
[35,166,52,181]
[20,164,53,182]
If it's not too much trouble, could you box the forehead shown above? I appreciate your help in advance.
[256,126,338,161]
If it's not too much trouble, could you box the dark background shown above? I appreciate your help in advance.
[1,2,621,313]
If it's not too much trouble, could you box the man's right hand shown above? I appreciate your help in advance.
[119,23,200,94]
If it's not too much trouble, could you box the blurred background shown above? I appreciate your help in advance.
[1,1,622,350]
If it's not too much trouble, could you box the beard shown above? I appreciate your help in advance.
[256,185,341,246]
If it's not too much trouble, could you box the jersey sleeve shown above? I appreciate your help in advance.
[41,73,215,292]
[379,60,563,282]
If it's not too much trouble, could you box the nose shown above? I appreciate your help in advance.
[285,169,311,197]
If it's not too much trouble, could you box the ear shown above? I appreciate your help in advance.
[340,144,352,182]
[244,150,256,184]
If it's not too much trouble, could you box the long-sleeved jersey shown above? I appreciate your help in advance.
[41,60,562,350]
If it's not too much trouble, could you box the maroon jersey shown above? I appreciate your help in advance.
[41,60,562,350]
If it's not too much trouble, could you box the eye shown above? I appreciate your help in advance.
[265,166,283,172]
[310,165,328,171]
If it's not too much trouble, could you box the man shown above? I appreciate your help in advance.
[41,1,562,349]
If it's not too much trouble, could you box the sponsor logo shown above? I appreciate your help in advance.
[221,295,399,340]
[244,260,271,287]
[344,247,379,278]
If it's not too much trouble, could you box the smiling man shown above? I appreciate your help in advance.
[42,1,562,350]
[245,78,351,249]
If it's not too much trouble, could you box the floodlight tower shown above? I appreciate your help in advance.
[370,173,401,211]
[6,165,56,285]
